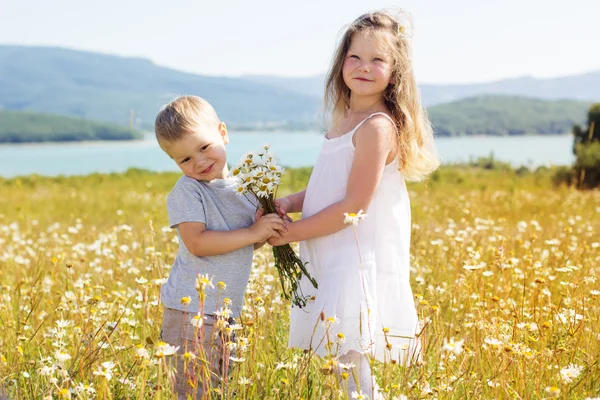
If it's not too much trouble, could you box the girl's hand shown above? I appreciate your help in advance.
[267,234,289,247]
[254,239,267,250]
[274,197,292,219]
[267,221,294,246]
[255,202,293,223]
[249,214,287,242]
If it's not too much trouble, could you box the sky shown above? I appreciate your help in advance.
[1,0,599,84]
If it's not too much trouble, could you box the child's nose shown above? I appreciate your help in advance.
[194,154,207,165]
[358,61,370,72]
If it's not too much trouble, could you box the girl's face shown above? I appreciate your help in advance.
[342,31,394,99]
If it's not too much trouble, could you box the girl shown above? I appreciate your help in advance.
[269,10,439,397]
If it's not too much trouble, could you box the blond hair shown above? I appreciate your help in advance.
[155,95,220,142]
[325,10,439,181]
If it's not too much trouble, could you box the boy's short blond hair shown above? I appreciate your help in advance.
[155,95,220,142]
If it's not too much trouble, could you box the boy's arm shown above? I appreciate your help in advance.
[177,213,286,257]
[177,222,257,257]
[254,240,267,250]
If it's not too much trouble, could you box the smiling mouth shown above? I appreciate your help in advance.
[354,77,373,82]
[201,164,214,174]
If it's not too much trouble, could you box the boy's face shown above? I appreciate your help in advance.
[160,122,230,182]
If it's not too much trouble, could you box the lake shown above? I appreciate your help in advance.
[0,132,575,178]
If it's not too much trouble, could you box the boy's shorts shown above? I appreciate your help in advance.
[160,307,236,400]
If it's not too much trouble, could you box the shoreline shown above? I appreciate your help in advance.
[0,161,574,181]
[0,134,575,178]
[0,131,574,146]
[0,130,325,147]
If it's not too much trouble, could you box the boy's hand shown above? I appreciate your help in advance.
[249,214,287,242]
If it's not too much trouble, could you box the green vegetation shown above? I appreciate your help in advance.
[573,141,600,188]
[428,95,588,136]
[572,103,600,188]
[550,103,600,188]
[1,166,599,399]
[0,110,142,143]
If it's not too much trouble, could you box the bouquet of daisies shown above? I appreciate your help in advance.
[232,146,317,307]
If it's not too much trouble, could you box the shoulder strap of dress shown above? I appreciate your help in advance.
[348,112,397,142]
[368,112,396,127]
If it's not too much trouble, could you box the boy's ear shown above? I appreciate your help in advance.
[219,122,229,144]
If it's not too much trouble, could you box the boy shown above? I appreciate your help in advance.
[155,95,286,399]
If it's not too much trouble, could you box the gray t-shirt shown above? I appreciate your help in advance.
[161,175,257,316]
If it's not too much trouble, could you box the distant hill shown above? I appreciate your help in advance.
[0,110,142,143]
[0,45,596,138]
[420,72,600,106]
[428,96,589,136]
[0,45,321,130]
[243,71,600,106]
[241,74,326,98]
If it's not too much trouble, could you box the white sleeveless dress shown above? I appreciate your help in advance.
[288,113,421,363]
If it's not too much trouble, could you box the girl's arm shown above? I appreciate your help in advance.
[273,116,396,244]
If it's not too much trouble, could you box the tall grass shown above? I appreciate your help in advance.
[0,166,598,399]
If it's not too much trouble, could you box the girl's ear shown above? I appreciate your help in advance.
[219,122,229,144]
[389,72,401,88]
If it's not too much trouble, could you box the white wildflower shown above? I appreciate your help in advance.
[442,337,465,355]
[560,363,583,383]
[339,362,356,371]
[343,210,367,226]
[93,361,116,381]
[238,376,252,385]
[351,390,369,399]
[154,342,179,358]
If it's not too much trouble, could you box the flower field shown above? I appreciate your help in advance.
[0,167,598,399]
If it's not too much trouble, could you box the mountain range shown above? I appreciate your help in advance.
[243,71,600,106]
[0,45,597,134]
[0,45,320,130]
